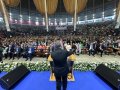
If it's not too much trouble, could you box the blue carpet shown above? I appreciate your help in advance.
[0,71,112,90]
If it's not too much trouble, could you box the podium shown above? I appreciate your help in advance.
[48,54,76,81]
[49,70,75,81]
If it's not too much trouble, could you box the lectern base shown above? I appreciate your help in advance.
[49,73,75,81]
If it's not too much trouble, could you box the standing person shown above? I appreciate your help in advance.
[8,43,15,60]
[71,43,77,54]
[26,45,34,61]
[48,41,74,90]
[65,43,71,52]
[2,45,8,59]
[96,42,104,57]
[88,42,96,56]
[99,43,104,57]
[16,45,22,59]
[0,42,3,63]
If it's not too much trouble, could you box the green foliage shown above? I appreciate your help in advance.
[0,61,119,72]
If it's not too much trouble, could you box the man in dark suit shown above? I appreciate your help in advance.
[48,41,74,90]
[15,45,22,59]
[8,43,15,60]
[96,42,105,57]
[26,45,34,61]
[88,42,96,56]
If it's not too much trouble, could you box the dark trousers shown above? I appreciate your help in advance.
[89,49,95,56]
[4,53,8,59]
[97,49,103,57]
[9,52,14,60]
[26,53,33,61]
[68,61,74,73]
[0,56,2,62]
[16,53,21,59]
[55,75,67,90]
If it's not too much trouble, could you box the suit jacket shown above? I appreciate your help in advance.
[50,48,72,77]
[10,44,15,53]
[87,43,96,50]
[16,47,22,54]
[29,47,34,54]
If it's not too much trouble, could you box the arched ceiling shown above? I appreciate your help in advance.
[18,0,116,13]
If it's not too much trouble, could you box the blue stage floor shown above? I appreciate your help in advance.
[0,71,112,90]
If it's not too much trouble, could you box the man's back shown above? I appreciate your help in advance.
[48,40,74,90]
[51,49,69,67]
[51,48,72,77]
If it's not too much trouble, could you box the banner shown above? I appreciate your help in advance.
[56,26,67,30]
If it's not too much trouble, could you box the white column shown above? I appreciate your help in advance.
[44,0,49,32]
[74,0,77,31]
[0,0,10,31]
[116,10,120,28]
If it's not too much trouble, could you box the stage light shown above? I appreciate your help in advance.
[15,20,17,23]
[29,16,31,19]
[29,18,31,21]
[51,23,53,25]
[102,12,104,18]
[28,19,31,24]
[72,18,73,23]
[60,19,62,25]
[36,17,38,20]
[20,18,23,23]
[0,17,3,19]
[10,18,12,21]
[85,16,87,20]
[20,21,22,23]
[93,14,95,19]
[0,17,3,22]
[10,16,12,19]
[43,22,45,25]
[113,9,116,12]
[55,20,57,26]
[10,13,12,16]
[20,15,22,18]
[43,18,44,21]
[49,21,51,25]
[66,18,68,24]
[36,21,39,25]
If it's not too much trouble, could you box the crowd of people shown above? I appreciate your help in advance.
[0,21,120,63]
[0,21,119,37]
[0,35,120,63]
[75,21,117,36]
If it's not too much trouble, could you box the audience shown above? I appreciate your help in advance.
[0,21,120,61]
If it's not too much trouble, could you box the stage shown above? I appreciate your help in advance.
[0,55,119,90]
[0,71,113,90]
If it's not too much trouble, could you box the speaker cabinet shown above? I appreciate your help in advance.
[95,64,120,89]
[0,65,30,89]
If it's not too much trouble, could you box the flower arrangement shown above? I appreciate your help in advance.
[0,61,119,72]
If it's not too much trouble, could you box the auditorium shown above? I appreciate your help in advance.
[0,0,120,90]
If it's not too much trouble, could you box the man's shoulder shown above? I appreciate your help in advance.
[51,49,67,54]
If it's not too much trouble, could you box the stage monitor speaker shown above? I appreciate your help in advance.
[95,64,120,89]
[0,65,30,90]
